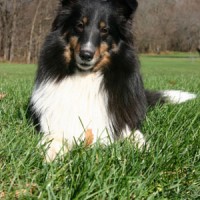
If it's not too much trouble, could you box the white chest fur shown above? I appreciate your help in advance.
[31,72,113,146]
[31,72,146,161]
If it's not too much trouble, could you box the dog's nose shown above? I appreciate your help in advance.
[79,50,94,62]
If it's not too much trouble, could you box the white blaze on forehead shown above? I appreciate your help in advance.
[82,42,95,52]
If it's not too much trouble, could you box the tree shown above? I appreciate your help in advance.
[27,0,42,64]
[0,0,199,62]
[9,0,17,62]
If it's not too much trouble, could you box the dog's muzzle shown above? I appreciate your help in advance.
[75,50,98,71]
[79,50,94,62]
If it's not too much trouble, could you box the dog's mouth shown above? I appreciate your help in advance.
[75,54,99,71]
[76,63,94,71]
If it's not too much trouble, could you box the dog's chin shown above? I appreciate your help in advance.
[76,63,94,71]
[75,54,99,72]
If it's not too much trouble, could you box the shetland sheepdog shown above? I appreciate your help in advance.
[28,0,196,161]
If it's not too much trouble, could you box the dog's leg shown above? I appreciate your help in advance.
[40,135,69,162]
[132,130,148,149]
[123,127,147,149]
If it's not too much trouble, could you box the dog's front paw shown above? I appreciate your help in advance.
[40,136,68,162]
[123,129,149,150]
[133,130,149,149]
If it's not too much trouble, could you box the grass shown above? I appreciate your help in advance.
[0,54,200,199]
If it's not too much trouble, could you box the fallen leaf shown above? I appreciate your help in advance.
[0,191,5,198]
[85,129,94,146]
[15,189,28,198]
[0,93,6,100]
[0,184,37,199]
[15,184,37,198]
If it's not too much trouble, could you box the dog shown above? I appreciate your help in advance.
[28,0,196,162]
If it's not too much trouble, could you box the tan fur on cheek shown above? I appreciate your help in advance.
[93,48,100,60]
[100,42,109,53]
[64,46,71,64]
[63,36,80,64]
[93,42,110,72]
[68,36,80,59]
[93,42,108,60]
[93,52,110,72]
[70,36,78,49]
[75,43,81,55]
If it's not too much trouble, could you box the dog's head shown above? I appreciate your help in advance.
[52,0,138,72]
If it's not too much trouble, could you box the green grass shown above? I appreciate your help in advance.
[0,54,200,199]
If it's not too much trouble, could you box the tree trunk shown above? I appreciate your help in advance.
[27,0,42,64]
[9,0,17,62]
[2,0,9,61]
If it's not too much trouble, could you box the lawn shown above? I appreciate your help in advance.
[0,54,200,199]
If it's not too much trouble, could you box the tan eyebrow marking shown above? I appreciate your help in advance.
[83,17,88,24]
[64,46,71,64]
[100,21,106,29]
[69,36,78,49]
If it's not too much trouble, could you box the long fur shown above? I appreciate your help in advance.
[28,0,196,161]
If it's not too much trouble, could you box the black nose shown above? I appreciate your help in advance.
[79,50,94,62]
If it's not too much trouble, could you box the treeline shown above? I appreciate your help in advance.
[0,0,57,63]
[0,0,200,63]
[136,0,200,53]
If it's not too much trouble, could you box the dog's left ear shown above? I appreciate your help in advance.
[60,0,76,6]
[60,0,68,6]
[114,0,138,19]
[125,0,138,11]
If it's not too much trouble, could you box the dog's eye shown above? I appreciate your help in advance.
[100,27,109,35]
[76,22,84,32]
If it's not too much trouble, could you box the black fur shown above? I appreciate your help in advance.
[103,44,147,135]
[29,0,165,136]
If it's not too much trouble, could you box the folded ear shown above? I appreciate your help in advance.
[60,0,67,6]
[60,0,75,6]
[125,0,138,11]
[114,0,138,18]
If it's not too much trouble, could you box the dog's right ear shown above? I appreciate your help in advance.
[60,0,75,6]
[60,0,68,6]
[52,0,74,30]
[113,0,138,19]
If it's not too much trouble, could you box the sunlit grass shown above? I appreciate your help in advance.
[0,54,199,199]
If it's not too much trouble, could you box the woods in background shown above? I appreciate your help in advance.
[0,0,57,63]
[0,0,200,63]
[136,0,200,53]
